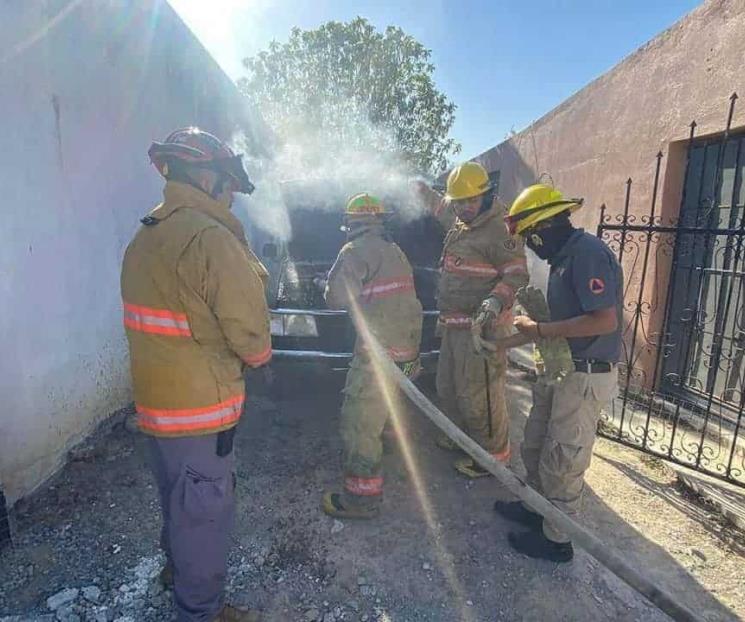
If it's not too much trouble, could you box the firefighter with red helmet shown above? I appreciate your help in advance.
[121,127,268,621]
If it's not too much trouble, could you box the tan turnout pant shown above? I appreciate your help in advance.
[436,327,510,459]
[522,369,618,542]
[339,354,392,509]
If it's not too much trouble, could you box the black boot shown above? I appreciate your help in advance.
[507,530,574,563]
[159,561,174,589]
[493,500,542,529]
[321,491,379,520]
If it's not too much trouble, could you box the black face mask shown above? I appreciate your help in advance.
[525,223,574,261]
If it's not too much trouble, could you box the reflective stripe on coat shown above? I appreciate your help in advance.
[121,182,271,437]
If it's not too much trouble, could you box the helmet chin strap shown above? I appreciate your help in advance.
[210,172,229,200]
[180,166,229,201]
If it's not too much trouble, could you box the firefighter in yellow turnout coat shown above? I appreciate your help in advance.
[121,128,269,622]
[414,163,529,477]
[321,193,423,519]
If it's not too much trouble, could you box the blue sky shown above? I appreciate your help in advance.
[168,0,701,160]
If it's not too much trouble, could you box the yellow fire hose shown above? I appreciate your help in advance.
[366,335,700,622]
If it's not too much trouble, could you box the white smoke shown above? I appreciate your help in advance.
[230,98,436,242]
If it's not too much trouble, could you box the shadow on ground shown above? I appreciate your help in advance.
[0,370,740,621]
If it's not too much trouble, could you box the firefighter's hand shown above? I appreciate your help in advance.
[514,315,540,339]
[472,296,503,336]
[312,276,327,291]
[479,296,503,320]
[471,298,502,357]
[472,333,498,356]
[396,358,422,382]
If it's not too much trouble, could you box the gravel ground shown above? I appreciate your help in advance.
[0,368,742,622]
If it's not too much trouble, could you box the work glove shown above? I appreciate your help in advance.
[478,296,503,320]
[471,296,503,356]
[515,286,574,382]
[396,357,422,382]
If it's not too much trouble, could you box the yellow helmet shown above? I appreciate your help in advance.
[505,184,583,236]
[344,192,388,217]
[445,162,493,201]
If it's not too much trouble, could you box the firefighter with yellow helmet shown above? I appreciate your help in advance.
[413,162,529,477]
[493,183,623,562]
[321,193,423,518]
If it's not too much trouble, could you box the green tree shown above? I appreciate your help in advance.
[239,18,460,176]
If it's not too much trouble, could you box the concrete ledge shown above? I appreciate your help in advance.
[675,467,745,531]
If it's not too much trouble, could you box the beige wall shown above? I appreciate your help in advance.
[480,1,744,224]
[473,0,745,386]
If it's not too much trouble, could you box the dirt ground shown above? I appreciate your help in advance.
[1,366,743,622]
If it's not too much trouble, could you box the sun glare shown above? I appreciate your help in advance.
[346,289,477,621]
[167,0,259,78]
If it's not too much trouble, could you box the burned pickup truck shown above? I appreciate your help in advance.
[254,180,443,381]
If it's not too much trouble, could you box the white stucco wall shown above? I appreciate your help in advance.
[0,0,263,503]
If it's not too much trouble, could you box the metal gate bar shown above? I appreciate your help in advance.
[596,93,745,488]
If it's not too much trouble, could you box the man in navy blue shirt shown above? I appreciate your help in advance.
[494,183,623,562]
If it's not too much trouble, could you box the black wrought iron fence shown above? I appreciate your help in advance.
[597,93,745,488]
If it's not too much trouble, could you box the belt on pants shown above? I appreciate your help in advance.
[573,359,613,374]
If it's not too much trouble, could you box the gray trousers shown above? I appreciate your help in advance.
[148,434,236,622]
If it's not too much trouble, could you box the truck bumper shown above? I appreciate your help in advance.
[270,349,439,377]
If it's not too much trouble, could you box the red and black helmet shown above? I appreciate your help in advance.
[148,127,255,194]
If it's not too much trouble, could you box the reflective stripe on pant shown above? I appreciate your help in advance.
[521,369,617,543]
[339,355,391,510]
[436,327,510,457]
[148,434,236,622]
